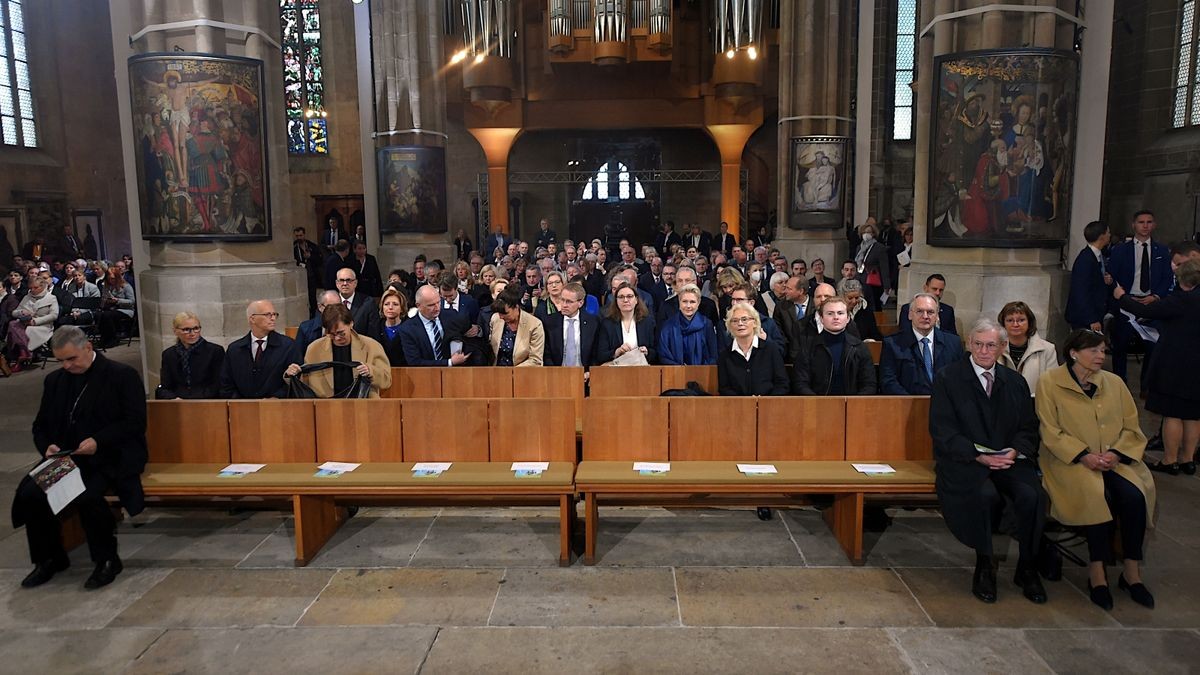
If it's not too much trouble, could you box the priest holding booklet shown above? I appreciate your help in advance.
[12,326,147,590]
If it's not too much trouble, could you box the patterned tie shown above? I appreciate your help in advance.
[920,337,933,382]
[564,317,579,366]
[431,319,444,360]
[982,371,994,398]
[254,339,265,365]
[344,299,351,310]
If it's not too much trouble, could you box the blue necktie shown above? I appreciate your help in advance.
[796,303,804,320]
[431,319,444,360]
[920,337,934,382]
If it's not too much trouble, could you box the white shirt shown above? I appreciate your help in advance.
[731,334,759,362]
[913,327,935,362]
[1131,238,1152,295]
[444,293,460,312]
[247,332,270,359]
[970,357,997,393]
[621,317,639,348]
[341,293,356,309]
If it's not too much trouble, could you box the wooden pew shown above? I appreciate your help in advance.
[228,400,316,463]
[588,365,664,397]
[845,396,933,461]
[866,340,883,365]
[661,366,719,395]
[441,367,513,398]
[146,400,230,463]
[668,397,755,461]
[513,367,585,423]
[402,399,489,462]
[314,399,403,463]
[382,367,442,398]
[285,326,299,339]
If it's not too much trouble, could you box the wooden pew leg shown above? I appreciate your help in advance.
[824,492,866,565]
[584,491,598,565]
[292,495,344,567]
[558,494,573,567]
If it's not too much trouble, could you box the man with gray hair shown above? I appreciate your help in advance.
[14,325,147,589]
[219,299,301,398]
[879,292,963,394]
[930,318,1047,606]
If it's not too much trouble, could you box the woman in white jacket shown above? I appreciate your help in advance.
[4,275,58,370]
[997,301,1059,396]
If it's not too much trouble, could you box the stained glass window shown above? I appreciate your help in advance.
[892,0,917,141]
[0,0,36,147]
[280,0,327,154]
[582,162,646,201]
[1176,1,1197,127]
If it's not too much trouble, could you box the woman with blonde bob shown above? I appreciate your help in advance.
[717,301,788,395]
[285,303,392,397]
[157,311,224,399]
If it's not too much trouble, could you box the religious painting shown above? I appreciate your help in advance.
[128,53,271,242]
[929,49,1078,248]
[377,146,448,234]
[789,136,849,229]
[71,209,105,261]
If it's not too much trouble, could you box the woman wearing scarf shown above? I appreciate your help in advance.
[854,222,890,311]
[156,311,224,399]
[658,284,718,366]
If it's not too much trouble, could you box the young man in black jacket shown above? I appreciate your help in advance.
[791,296,876,395]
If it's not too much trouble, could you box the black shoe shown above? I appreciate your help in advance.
[1181,462,1197,476]
[20,557,69,588]
[756,507,773,521]
[1148,461,1180,476]
[1088,581,1113,610]
[972,557,997,603]
[1014,567,1047,604]
[84,558,123,590]
[1118,574,1155,609]
[1038,541,1063,581]
[1147,434,1164,451]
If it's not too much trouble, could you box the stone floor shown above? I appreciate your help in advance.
[0,346,1197,674]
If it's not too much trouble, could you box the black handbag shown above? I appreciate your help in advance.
[286,361,373,399]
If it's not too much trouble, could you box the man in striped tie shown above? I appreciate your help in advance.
[398,286,469,367]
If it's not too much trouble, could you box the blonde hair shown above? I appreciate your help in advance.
[172,311,199,330]
[724,302,760,334]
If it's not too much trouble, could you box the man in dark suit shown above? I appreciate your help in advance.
[655,221,681,258]
[899,273,957,335]
[351,241,384,299]
[293,227,323,316]
[323,240,354,291]
[684,223,712,257]
[772,275,814,363]
[56,223,83,261]
[1064,220,1113,331]
[542,283,599,368]
[13,326,147,589]
[714,221,736,258]
[321,216,349,252]
[930,318,1047,605]
[438,274,481,326]
[535,218,557,249]
[331,268,377,335]
[638,257,669,308]
[485,224,510,260]
[296,290,339,356]
[1108,209,1173,382]
[880,293,964,394]
[399,285,473,366]
[219,300,302,398]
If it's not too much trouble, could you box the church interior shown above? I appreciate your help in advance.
[1,0,1200,672]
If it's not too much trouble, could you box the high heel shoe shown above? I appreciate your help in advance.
[1147,461,1180,476]
[1087,580,1113,610]
[1118,574,1155,609]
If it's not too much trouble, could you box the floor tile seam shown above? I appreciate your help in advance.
[123,627,169,670]
[405,508,443,567]
[1014,628,1061,674]
[889,567,936,627]
[414,626,441,675]
[233,522,286,569]
[670,566,683,627]
[484,567,507,627]
[882,627,924,674]
[777,515,809,566]
[292,569,339,628]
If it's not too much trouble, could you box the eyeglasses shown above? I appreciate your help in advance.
[252,312,280,319]
[328,329,350,339]
[730,317,754,325]
[970,340,1002,351]
[336,278,355,284]
[178,326,201,333]
[913,309,937,316]
[616,294,637,301]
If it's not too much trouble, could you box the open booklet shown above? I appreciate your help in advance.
[29,455,86,515]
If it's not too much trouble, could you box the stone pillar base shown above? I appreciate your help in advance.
[378,235,454,278]
[773,228,848,275]
[137,263,306,387]
[900,259,1069,341]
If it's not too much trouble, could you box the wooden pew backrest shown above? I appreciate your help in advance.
[489,398,576,463]
[844,396,933,461]
[229,400,316,463]
[441,367,514,398]
[513,368,584,422]
[147,400,231,463]
[661,366,719,396]
[756,397,847,461]
[582,397,668,460]
[668,397,756,461]
[314,399,403,463]
[383,368,442,399]
[589,366,663,397]
[402,398,489,462]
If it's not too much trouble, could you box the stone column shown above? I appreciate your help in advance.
[773,2,855,269]
[906,0,1097,339]
[114,0,304,388]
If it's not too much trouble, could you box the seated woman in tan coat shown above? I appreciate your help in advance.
[285,303,392,397]
[1036,329,1156,611]
[488,286,544,367]
[997,301,1059,396]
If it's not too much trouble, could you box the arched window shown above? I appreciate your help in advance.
[0,0,36,147]
[892,0,917,140]
[280,0,328,154]
[1174,0,1198,127]
[582,162,646,200]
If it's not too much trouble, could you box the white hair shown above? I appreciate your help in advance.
[968,317,1008,344]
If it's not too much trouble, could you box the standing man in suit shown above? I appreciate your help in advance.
[638,257,669,308]
[332,268,377,335]
[772,275,813,362]
[930,318,1047,605]
[485,224,510,261]
[296,290,339,356]
[14,327,146,589]
[899,273,957,335]
[57,223,83,261]
[398,285,471,367]
[685,224,712,257]
[655,221,681,258]
[321,216,348,253]
[323,240,354,291]
[715,221,736,258]
[1108,209,1173,383]
[293,227,323,317]
[536,218,557,249]
[219,300,302,398]
[542,282,599,368]
[1064,220,1113,331]
[351,241,383,299]
[880,293,964,394]
[439,274,481,326]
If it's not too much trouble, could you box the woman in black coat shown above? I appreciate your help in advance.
[370,287,409,366]
[597,281,657,364]
[718,302,789,395]
[156,311,225,399]
[1115,258,1200,472]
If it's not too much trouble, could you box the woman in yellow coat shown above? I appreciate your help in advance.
[285,303,392,397]
[1036,329,1155,611]
[488,286,544,367]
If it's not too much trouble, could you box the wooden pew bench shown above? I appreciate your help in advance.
[575,396,935,565]
[142,397,578,566]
